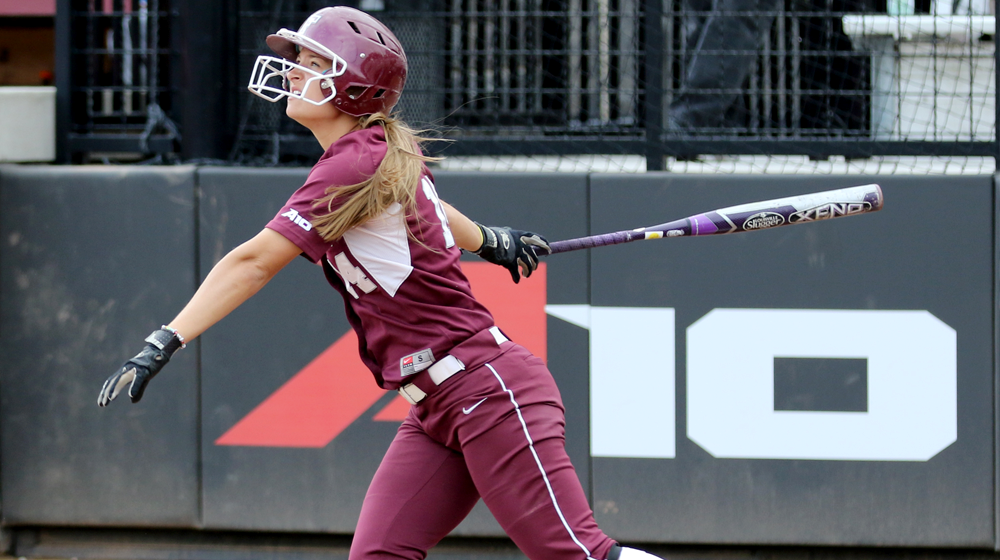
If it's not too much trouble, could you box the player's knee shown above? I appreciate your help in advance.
[607,543,665,560]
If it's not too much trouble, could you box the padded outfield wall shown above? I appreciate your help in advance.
[0,165,995,553]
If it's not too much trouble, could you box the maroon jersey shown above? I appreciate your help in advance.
[265,126,494,389]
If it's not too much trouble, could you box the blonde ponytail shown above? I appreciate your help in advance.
[310,112,442,243]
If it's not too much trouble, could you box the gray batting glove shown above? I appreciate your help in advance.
[473,223,551,284]
[98,328,184,406]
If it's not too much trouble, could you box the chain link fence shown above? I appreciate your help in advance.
[61,0,179,160]
[62,0,997,172]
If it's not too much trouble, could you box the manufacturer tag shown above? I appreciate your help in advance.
[400,349,435,377]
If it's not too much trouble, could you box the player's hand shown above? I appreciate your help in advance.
[98,327,185,406]
[473,223,551,284]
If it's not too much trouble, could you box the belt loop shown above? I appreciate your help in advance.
[398,383,426,405]
[488,326,507,345]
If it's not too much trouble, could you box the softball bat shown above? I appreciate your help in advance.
[548,184,883,254]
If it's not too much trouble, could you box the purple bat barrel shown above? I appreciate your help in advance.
[547,184,883,255]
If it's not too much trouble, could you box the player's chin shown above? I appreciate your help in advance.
[285,99,311,123]
[286,98,333,122]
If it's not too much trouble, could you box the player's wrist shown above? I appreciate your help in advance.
[161,325,186,348]
[144,326,186,357]
[475,223,486,252]
[472,223,495,255]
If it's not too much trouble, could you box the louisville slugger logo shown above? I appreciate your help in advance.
[790,202,872,223]
[742,212,785,231]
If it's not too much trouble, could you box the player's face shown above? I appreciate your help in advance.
[285,48,339,123]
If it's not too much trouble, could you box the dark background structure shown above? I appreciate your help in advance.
[53,0,999,168]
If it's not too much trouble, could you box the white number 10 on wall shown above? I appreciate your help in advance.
[548,307,957,462]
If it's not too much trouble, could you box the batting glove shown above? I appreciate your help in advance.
[473,223,551,284]
[98,327,185,407]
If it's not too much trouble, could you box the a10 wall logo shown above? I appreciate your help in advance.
[218,263,957,463]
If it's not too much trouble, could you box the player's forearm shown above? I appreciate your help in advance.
[166,250,276,343]
[441,201,484,252]
[166,229,301,343]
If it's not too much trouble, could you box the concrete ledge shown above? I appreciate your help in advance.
[0,86,56,163]
[842,15,995,40]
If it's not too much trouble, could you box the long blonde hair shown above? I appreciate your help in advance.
[310,112,441,243]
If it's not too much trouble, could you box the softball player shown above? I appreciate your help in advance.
[98,7,663,560]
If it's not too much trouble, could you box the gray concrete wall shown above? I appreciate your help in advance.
[0,165,993,550]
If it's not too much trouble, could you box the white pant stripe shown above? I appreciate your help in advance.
[485,363,598,560]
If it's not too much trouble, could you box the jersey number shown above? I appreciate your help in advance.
[330,252,377,299]
[421,177,455,249]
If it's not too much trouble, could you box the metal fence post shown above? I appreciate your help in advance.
[175,0,232,161]
[644,0,666,170]
[55,0,73,163]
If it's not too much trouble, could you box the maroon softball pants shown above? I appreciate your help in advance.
[349,343,616,560]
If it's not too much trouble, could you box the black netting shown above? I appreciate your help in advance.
[66,0,997,171]
[69,0,176,135]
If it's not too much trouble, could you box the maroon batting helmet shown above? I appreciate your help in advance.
[261,6,407,116]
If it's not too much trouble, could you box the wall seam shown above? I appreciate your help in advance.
[193,167,204,530]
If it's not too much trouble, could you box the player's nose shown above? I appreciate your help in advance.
[284,69,303,92]
[286,67,304,84]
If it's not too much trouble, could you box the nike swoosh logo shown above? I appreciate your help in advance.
[463,397,488,415]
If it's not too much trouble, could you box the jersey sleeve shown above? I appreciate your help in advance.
[266,127,388,263]
[265,173,335,264]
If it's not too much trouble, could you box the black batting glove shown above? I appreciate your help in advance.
[473,223,551,284]
[98,327,185,407]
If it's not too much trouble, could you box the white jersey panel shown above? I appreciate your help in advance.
[343,202,413,297]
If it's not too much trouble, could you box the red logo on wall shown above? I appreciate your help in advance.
[215,262,548,448]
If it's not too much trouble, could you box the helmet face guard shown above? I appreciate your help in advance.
[247,7,407,117]
[247,51,348,106]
